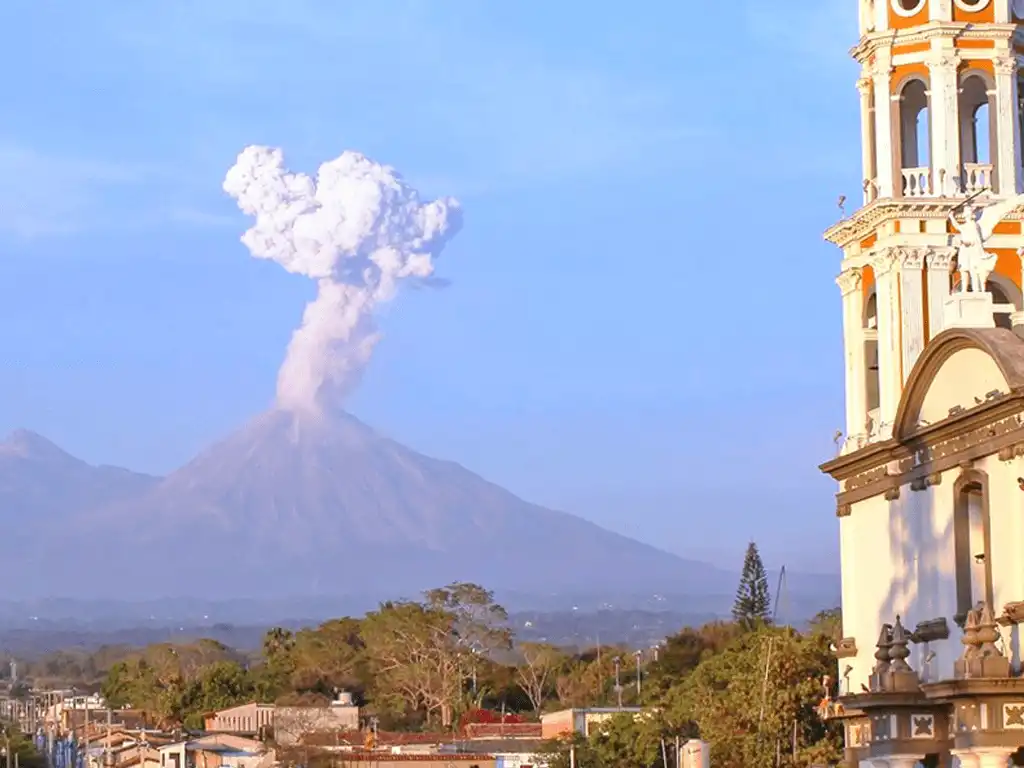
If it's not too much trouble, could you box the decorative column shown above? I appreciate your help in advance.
[926,248,955,339]
[875,757,926,768]
[927,49,961,196]
[969,748,1015,768]
[837,268,866,447]
[898,249,926,380]
[858,76,877,203]
[873,51,896,199]
[874,249,902,435]
[950,752,982,768]
[994,55,1021,195]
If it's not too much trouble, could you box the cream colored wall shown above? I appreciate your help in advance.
[916,348,1008,426]
[840,452,1024,690]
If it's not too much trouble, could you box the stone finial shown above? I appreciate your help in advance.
[961,607,981,660]
[874,623,893,674]
[888,616,913,672]
[977,602,1002,657]
[956,602,1011,679]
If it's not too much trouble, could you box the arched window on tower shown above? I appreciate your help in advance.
[988,275,1022,329]
[899,79,932,197]
[953,472,992,625]
[959,73,995,194]
[863,290,880,431]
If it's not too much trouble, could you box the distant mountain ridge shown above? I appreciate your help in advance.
[0,412,839,610]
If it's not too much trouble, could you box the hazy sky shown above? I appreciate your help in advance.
[0,0,857,573]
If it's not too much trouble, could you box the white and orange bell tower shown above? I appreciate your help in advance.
[830,0,1024,453]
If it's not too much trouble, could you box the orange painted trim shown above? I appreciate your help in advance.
[862,265,876,314]
[893,42,931,55]
[959,59,995,76]
[994,250,1023,288]
[891,63,930,91]
[952,2,995,23]
[994,221,1022,235]
[955,39,997,50]
[888,1,928,29]
[861,233,878,249]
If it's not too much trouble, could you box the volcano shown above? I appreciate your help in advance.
[3,411,733,601]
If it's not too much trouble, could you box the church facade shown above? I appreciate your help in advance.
[822,1,1024,767]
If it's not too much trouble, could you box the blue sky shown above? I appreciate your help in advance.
[0,0,857,573]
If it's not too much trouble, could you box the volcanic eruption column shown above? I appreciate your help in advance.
[223,146,463,414]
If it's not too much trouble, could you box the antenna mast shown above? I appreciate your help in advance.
[772,566,789,628]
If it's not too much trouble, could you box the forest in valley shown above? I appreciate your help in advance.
[5,551,847,768]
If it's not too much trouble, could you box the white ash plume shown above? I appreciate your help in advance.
[223,146,462,414]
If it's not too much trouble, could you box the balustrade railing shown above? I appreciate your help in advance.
[901,167,933,198]
[895,163,995,199]
[960,163,993,195]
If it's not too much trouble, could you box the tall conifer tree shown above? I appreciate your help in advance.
[732,541,771,628]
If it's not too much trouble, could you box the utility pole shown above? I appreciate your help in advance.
[104,710,112,768]
[635,650,643,699]
[613,657,622,710]
[83,696,89,768]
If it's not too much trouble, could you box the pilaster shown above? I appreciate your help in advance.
[858,76,877,203]
[837,268,866,446]
[929,0,952,21]
[926,248,955,339]
[993,0,1012,24]
[928,48,961,196]
[873,50,895,199]
[898,248,926,382]
[994,56,1021,195]
[874,249,901,435]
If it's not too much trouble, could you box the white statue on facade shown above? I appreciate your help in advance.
[949,194,1024,292]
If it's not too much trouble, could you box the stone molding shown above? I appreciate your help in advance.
[850,24,1017,65]
[824,198,1024,248]
[828,404,1024,513]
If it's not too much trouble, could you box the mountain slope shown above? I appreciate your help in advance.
[62,408,735,599]
[0,429,157,534]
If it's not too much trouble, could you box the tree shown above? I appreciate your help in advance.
[732,541,771,628]
[808,607,842,641]
[673,626,842,768]
[515,643,564,713]
[645,621,742,695]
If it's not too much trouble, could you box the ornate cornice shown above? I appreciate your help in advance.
[825,197,1024,249]
[850,24,1019,65]
[825,402,1024,514]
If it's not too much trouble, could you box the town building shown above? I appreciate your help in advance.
[821,1,1024,766]
[538,707,643,739]
[203,693,359,745]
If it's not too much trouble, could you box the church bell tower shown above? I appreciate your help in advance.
[832,0,1024,452]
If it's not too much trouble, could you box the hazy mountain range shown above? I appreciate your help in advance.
[0,409,839,617]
